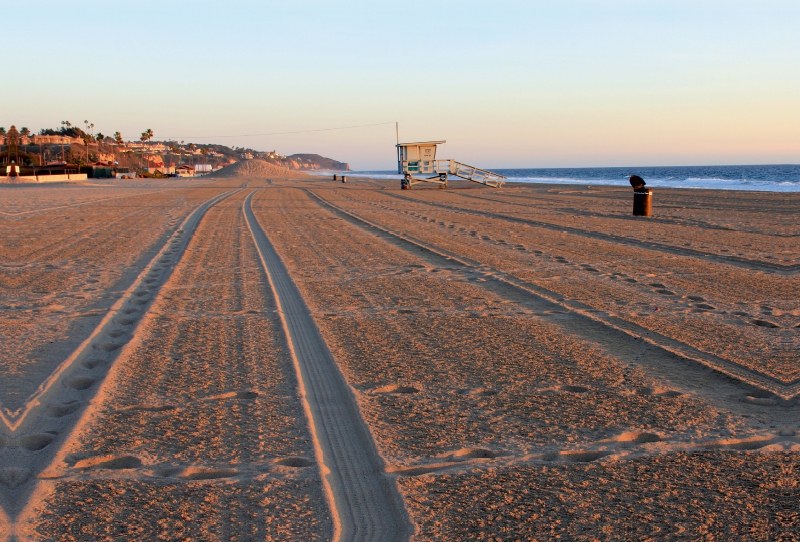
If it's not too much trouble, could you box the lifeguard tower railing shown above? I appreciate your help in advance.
[400,159,506,188]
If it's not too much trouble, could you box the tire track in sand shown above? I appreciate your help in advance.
[243,191,412,542]
[384,191,798,274]
[0,189,240,534]
[306,189,800,406]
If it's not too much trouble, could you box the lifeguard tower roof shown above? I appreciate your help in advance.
[396,141,446,147]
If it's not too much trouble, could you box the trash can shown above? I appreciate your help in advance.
[633,189,652,216]
[341,176,347,183]
[333,174,338,181]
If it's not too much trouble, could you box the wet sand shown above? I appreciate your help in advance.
[0,176,797,540]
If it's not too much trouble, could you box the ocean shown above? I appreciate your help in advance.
[318,164,800,192]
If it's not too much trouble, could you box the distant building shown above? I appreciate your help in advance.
[147,165,175,175]
[175,165,194,177]
[32,135,72,145]
[194,164,212,175]
[0,133,31,145]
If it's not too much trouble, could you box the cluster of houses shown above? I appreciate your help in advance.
[1,127,280,182]
[0,134,226,158]
[144,162,214,177]
[0,134,77,146]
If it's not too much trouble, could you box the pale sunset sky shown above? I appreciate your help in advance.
[4,0,799,169]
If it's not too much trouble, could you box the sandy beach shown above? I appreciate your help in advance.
[0,174,797,540]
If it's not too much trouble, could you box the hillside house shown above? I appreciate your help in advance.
[176,165,194,177]
[32,135,74,145]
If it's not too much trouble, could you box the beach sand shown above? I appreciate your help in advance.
[0,175,797,540]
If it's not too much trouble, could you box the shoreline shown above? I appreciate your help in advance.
[308,164,800,192]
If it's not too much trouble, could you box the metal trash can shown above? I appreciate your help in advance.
[333,174,338,181]
[341,175,347,183]
[633,189,652,216]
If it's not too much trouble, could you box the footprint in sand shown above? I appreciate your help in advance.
[635,387,683,398]
[373,384,420,395]
[47,402,81,418]
[180,467,238,480]
[469,388,498,397]
[275,457,312,468]
[65,376,96,390]
[82,358,109,370]
[613,431,662,444]
[20,433,56,451]
[751,319,779,328]
[451,448,500,460]
[740,394,777,406]
[560,384,589,393]
[204,390,260,401]
[704,437,773,451]
[558,450,609,463]
[74,455,143,470]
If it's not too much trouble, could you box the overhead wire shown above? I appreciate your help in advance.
[163,121,396,141]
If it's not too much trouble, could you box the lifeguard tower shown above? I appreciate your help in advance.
[396,140,506,189]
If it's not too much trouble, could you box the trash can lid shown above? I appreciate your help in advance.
[629,175,646,190]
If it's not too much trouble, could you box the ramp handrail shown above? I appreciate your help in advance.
[398,159,506,188]
[437,159,506,187]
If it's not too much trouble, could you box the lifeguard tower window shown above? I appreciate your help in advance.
[396,140,506,189]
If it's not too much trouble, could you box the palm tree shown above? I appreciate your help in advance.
[19,127,31,161]
[114,132,123,145]
[83,133,92,163]
[200,148,210,174]
[59,122,71,162]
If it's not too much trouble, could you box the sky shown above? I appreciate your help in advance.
[3,0,799,169]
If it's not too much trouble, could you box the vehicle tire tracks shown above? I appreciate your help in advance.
[306,189,800,405]
[244,191,412,542]
[0,188,240,529]
[382,191,798,274]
